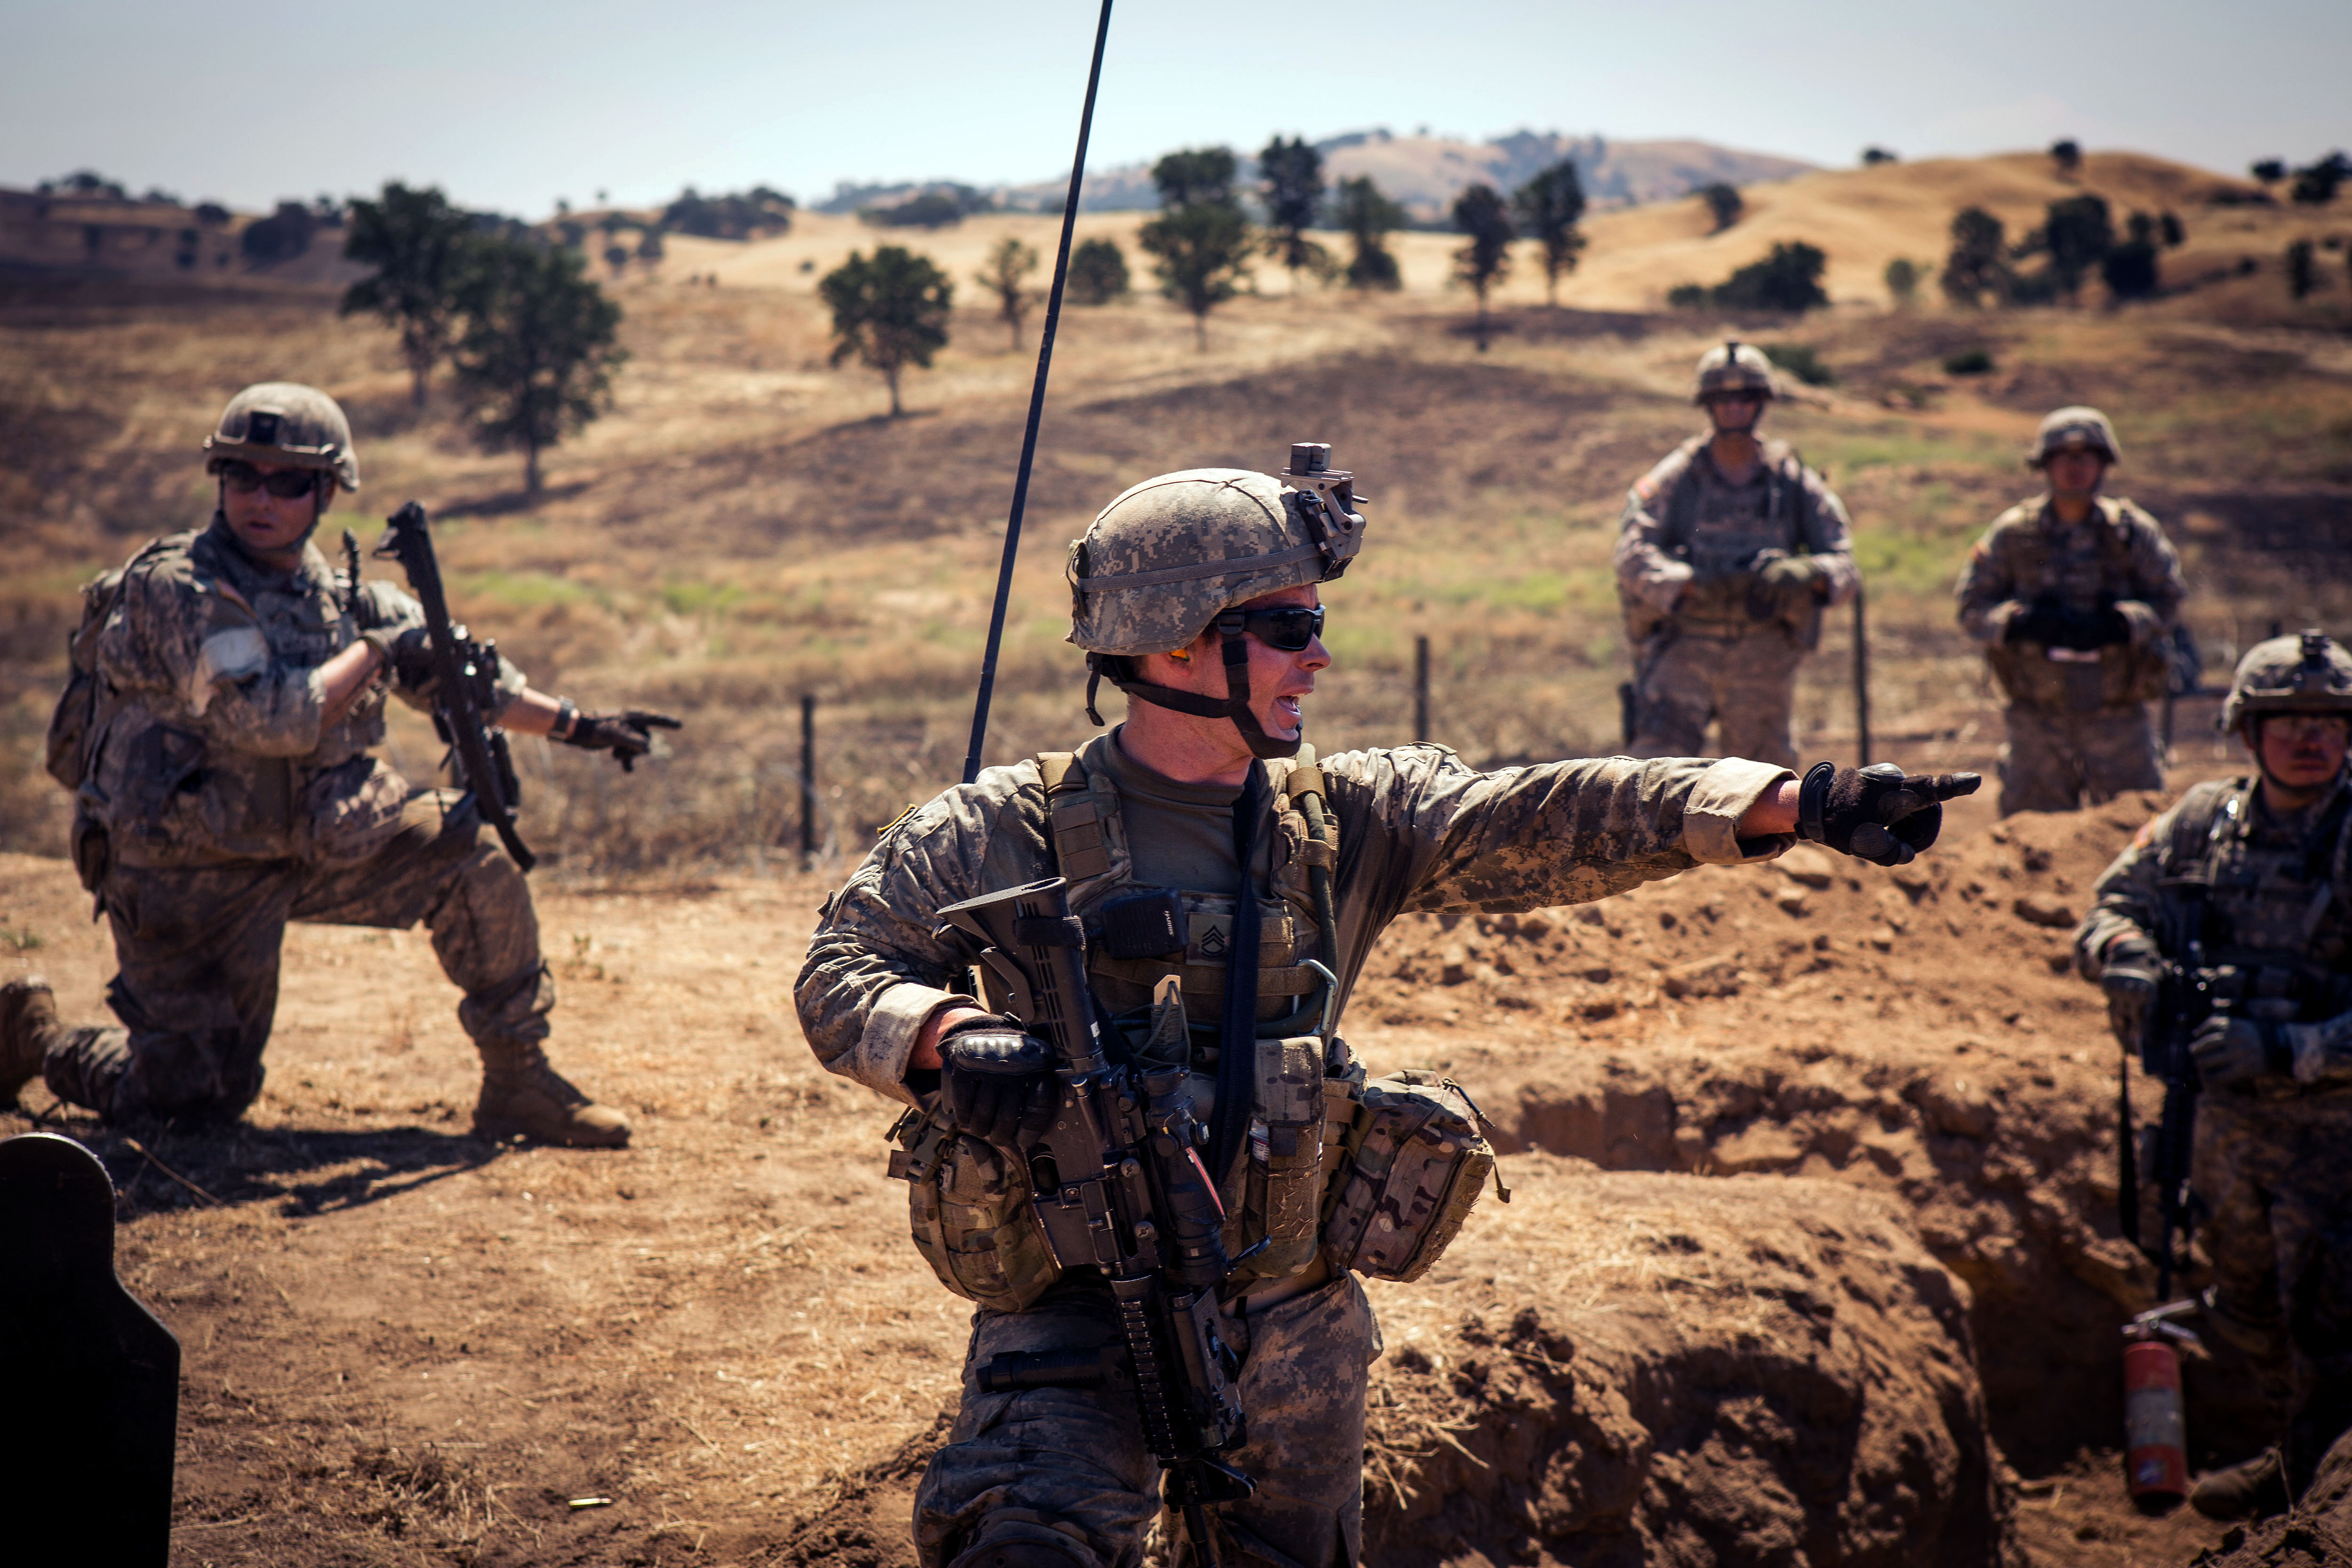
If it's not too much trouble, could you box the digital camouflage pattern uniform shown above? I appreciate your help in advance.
[1613,438,1859,771]
[1955,408,2186,817]
[2078,770,2352,1488]
[30,512,567,1124]
[799,735,1793,1568]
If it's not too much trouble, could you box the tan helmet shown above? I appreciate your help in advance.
[2028,405,2120,469]
[1693,340,1777,403]
[202,382,360,492]
[1067,443,1366,758]
[2220,630,2352,732]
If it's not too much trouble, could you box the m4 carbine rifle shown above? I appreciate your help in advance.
[937,877,1255,1563]
[375,501,535,872]
[2128,906,2214,1299]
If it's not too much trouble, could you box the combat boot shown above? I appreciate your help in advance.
[473,1042,630,1148]
[2190,1448,2289,1522]
[1,976,61,1105]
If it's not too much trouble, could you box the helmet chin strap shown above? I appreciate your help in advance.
[1085,611,1304,761]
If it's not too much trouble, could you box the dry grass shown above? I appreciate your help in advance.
[4,154,2351,873]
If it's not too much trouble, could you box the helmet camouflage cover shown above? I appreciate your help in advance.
[1066,445,1366,759]
[1692,340,1777,403]
[2028,405,2120,469]
[2222,630,2352,731]
[202,382,360,492]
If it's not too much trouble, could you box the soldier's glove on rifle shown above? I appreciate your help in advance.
[2004,599,2075,646]
[2098,936,2161,1048]
[1798,763,1981,867]
[358,626,439,696]
[1746,551,1821,621]
[2189,1015,2293,1090]
[940,1016,1059,1147]
[562,710,682,772]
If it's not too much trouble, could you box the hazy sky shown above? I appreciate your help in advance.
[4,0,2344,215]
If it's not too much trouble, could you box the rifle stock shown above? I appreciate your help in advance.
[937,877,1252,1559]
[375,502,536,872]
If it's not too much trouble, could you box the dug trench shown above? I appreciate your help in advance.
[0,796,2259,1565]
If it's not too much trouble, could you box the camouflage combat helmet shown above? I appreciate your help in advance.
[1067,444,1366,759]
[2221,630,2352,732]
[202,382,360,493]
[2028,405,2120,469]
[1692,340,1777,403]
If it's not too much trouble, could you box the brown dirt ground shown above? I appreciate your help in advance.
[0,777,2275,1566]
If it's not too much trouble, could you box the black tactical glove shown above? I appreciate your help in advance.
[359,625,438,695]
[1746,551,1821,621]
[2099,936,2161,1048]
[2190,1015,2291,1089]
[1798,762,1981,867]
[2003,599,2074,646]
[562,708,682,771]
[940,1015,1058,1146]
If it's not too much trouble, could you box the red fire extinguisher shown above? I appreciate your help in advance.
[2123,1300,2201,1512]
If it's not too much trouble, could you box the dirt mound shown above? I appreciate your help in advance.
[1357,1166,2011,1567]
[1343,794,2222,1472]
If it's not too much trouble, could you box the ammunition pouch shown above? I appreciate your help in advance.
[1987,637,2169,712]
[888,1099,1061,1314]
[1215,1036,1331,1282]
[1320,1069,1501,1282]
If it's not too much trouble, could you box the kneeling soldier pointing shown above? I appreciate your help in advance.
[796,446,1975,1568]
[1,383,675,1146]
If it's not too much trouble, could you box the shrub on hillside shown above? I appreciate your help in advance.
[1699,182,1743,232]
[2291,152,2350,206]
[1667,243,1828,314]
[1941,207,2009,307]
[1884,257,1922,306]
[661,186,794,240]
[2050,139,2082,177]
[1067,238,1129,304]
[1333,176,1407,290]
[241,201,316,265]
[1761,342,1833,385]
[1942,348,1995,376]
[2288,239,2319,300]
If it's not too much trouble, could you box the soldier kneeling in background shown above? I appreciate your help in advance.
[0,383,675,1147]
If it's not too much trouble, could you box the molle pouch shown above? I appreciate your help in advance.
[1099,888,1186,959]
[1219,1035,1328,1281]
[1321,1069,1499,1283]
[888,1103,1061,1313]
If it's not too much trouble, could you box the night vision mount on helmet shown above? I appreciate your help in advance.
[2221,630,2352,732]
[201,382,360,493]
[1067,443,1366,760]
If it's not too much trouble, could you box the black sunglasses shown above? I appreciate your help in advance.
[1233,605,1325,652]
[216,460,323,500]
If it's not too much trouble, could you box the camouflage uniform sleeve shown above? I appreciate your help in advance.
[1613,449,1694,615]
[1954,518,2021,644]
[103,557,326,759]
[2116,503,2186,642]
[1324,746,1791,926]
[2073,801,2177,977]
[1799,468,1861,608]
[795,772,1027,1106]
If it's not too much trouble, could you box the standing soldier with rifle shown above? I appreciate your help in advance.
[0,383,675,1147]
[2075,632,2352,1520]
[1957,406,2186,816]
[1613,341,1861,770]
[797,448,1976,1568]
